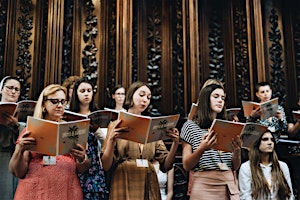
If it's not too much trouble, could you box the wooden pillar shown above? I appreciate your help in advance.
[252,0,266,82]
[185,0,200,106]
[44,0,64,85]
[116,0,133,86]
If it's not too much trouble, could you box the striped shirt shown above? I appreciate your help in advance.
[180,120,233,171]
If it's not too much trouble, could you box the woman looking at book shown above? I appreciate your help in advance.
[110,84,126,111]
[180,84,242,200]
[62,75,80,110]
[238,130,294,199]
[101,81,179,200]
[248,81,288,142]
[0,76,23,200]
[9,84,89,199]
[69,77,108,199]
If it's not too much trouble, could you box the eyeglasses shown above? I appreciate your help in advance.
[261,137,275,142]
[5,86,20,92]
[45,99,67,106]
[115,93,125,96]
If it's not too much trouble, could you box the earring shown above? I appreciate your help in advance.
[43,107,46,113]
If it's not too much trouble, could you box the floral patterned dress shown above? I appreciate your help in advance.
[78,131,108,200]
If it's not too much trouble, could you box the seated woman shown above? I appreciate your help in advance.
[239,130,294,200]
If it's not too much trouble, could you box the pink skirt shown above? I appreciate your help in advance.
[190,170,240,200]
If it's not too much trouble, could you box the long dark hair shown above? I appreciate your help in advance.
[249,131,291,199]
[195,84,225,129]
[69,77,98,112]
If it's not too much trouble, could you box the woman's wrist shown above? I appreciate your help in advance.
[77,154,87,164]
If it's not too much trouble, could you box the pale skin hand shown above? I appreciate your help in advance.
[9,131,90,177]
[250,107,264,119]
[101,120,180,172]
[0,113,18,127]
[164,127,180,171]
[182,130,217,171]
[101,119,129,171]
[230,135,242,170]
[9,131,36,178]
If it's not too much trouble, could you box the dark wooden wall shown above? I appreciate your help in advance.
[1,0,300,198]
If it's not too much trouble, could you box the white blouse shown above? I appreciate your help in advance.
[239,160,294,200]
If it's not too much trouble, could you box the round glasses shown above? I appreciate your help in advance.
[5,85,20,93]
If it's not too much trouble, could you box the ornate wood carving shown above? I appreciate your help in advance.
[61,0,74,81]
[146,4,162,116]
[172,0,185,116]
[106,0,117,98]
[233,5,251,101]
[82,0,98,92]
[268,8,286,104]
[0,0,8,78]
[132,1,138,83]
[208,10,225,84]
[16,0,33,100]
[294,13,300,94]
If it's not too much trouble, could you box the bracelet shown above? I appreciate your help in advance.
[77,154,87,164]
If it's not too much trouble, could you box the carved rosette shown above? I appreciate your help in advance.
[147,5,162,116]
[82,0,98,92]
[16,0,33,100]
[268,8,286,104]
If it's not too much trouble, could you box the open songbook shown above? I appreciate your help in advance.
[187,103,198,120]
[225,108,241,120]
[117,111,180,144]
[242,98,278,120]
[209,119,268,152]
[0,100,37,122]
[63,109,118,131]
[292,110,300,121]
[26,116,90,156]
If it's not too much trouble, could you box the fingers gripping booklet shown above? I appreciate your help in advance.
[210,119,268,152]
[26,116,90,156]
[242,98,278,120]
[117,111,180,144]
[0,100,37,122]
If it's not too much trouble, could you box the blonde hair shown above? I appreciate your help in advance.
[34,84,67,119]
[201,78,224,90]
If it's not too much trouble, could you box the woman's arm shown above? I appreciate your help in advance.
[181,130,217,171]
[163,128,179,171]
[280,161,295,200]
[166,167,174,200]
[231,136,242,171]
[288,120,300,137]
[70,143,90,174]
[9,131,35,178]
[238,162,253,200]
[101,120,126,171]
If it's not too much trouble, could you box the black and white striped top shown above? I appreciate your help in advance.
[180,120,233,171]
